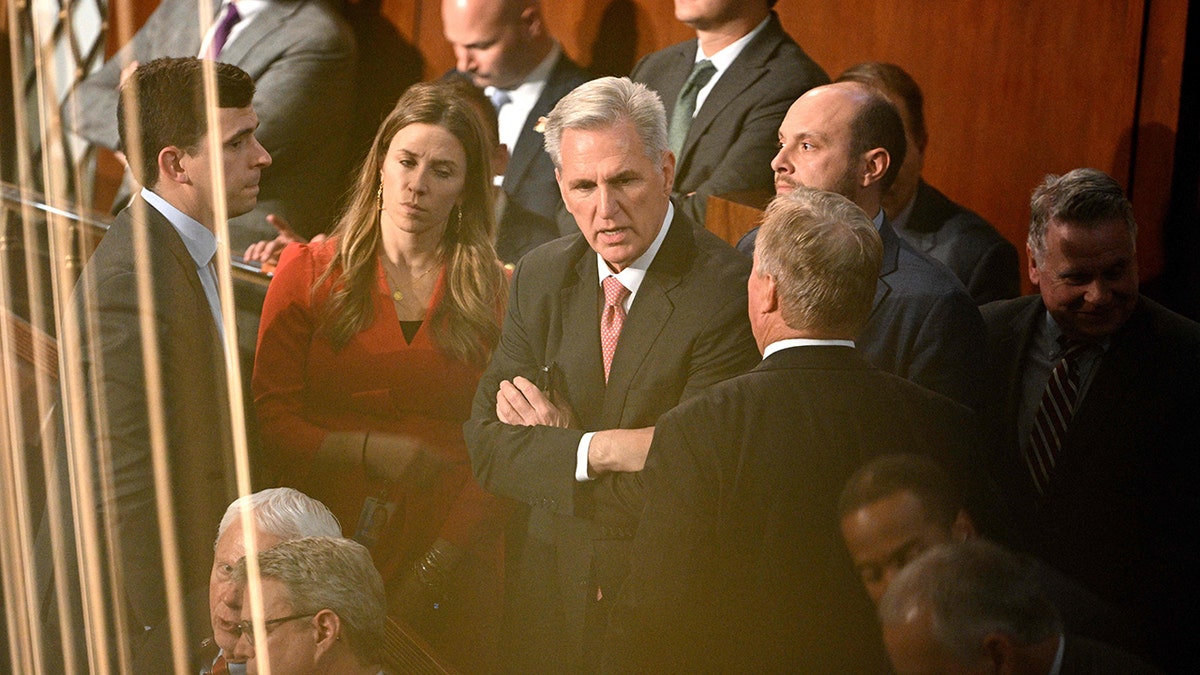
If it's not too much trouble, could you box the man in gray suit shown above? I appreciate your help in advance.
[838,62,1020,304]
[464,76,758,671]
[631,0,828,226]
[738,82,985,408]
[66,0,356,251]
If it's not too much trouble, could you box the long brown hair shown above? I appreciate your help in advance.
[318,81,506,368]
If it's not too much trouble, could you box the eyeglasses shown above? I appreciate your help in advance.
[233,613,317,646]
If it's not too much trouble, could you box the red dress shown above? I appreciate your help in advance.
[253,240,507,671]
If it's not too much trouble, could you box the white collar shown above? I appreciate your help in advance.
[140,188,217,270]
[762,338,855,360]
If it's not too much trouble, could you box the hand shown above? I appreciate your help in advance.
[496,376,575,428]
[587,427,655,474]
[242,214,327,266]
[362,432,445,488]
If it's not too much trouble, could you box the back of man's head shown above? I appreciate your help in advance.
[117,56,254,188]
[838,454,962,530]
[838,63,927,153]
[543,76,668,170]
[755,187,882,337]
[1027,167,1136,265]
[238,537,386,666]
[215,487,341,549]
[846,85,907,193]
[879,540,1063,670]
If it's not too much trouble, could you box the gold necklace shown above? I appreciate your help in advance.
[382,255,440,302]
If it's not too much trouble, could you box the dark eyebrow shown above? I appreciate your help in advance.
[224,126,256,146]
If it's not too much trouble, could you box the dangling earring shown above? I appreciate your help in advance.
[456,204,463,230]
[376,182,384,212]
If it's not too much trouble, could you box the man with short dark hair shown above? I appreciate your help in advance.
[838,62,1019,304]
[879,541,1161,675]
[71,56,270,665]
[981,167,1200,671]
[229,537,386,675]
[605,187,975,671]
[631,0,828,225]
[738,82,985,408]
[464,76,757,671]
[67,0,356,251]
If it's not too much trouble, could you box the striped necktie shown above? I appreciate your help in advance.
[1025,337,1086,494]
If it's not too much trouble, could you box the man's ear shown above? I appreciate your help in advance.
[861,147,890,188]
[753,270,779,315]
[661,150,676,196]
[951,509,977,542]
[1026,242,1041,288]
[159,146,189,185]
[311,609,342,658]
[982,631,1017,674]
[521,3,543,37]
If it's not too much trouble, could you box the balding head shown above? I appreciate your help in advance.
[441,0,553,89]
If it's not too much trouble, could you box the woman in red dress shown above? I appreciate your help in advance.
[252,80,509,671]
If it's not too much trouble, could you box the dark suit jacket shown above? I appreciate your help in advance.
[605,346,977,673]
[464,208,759,671]
[631,12,828,226]
[71,197,236,664]
[495,52,591,243]
[895,180,1020,304]
[981,294,1200,672]
[67,0,357,249]
[1059,635,1164,675]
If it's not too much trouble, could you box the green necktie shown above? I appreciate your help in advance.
[668,60,717,158]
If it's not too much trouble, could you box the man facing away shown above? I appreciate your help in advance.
[980,168,1200,671]
[463,76,758,671]
[738,82,985,409]
[837,61,1020,304]
[605,187,976,672]
[69,56,270,667]
[441,0,591,261]
[632,0,828,226]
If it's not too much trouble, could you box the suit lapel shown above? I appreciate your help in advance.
[866,220,902,322]
[681,15,785,162]
[139,199,223,348]
[505,55,580,193]
[558,250,606,431]
[218,1,297,73]
[601,215,691,426]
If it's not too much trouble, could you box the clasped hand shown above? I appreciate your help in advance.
[496,376,576,428]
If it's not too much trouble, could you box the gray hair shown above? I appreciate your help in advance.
[1028,168,1136,265]
[543,76,668,169]
[878,540,1063,664]
[234,537,385,666]
[215,488,341,549]
[755,187,883,336]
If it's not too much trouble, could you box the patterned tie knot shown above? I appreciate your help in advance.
[684,59,717,95]
[603,275,630,308]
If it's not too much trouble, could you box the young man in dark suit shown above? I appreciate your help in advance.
[605,187,976,672]
[464,76,758,672]
[441,0,591,261]
[632,0,828,226]
[68,56,269,668]
[980,168,1200,671]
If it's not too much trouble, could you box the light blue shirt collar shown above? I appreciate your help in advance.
[594,202,674,311]
[140,188,217,269]
[763,338,855,360]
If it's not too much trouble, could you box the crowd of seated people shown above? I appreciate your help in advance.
[46,1,1200,673]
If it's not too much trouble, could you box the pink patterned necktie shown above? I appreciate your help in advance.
[1025,338,1086,495]
[209,4,242,59]
[601,276,630,382]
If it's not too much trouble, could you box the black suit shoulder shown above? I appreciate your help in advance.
[903,181,1020,304]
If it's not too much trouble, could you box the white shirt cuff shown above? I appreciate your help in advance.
[576,432,596,482]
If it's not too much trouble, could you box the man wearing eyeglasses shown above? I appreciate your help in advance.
[229,537,386,675]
